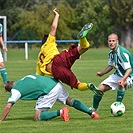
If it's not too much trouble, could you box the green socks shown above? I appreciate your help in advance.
[116,88,125,102]
[92,94,102,110]
[38,99,98,120]
[39,110,60,121]
[0,68,8,84]
[91,88,125,110]
[70,99,92,115]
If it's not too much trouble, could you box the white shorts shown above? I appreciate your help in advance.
[35,82,69,111]
[0,51,4,62]
[101,74,133,90]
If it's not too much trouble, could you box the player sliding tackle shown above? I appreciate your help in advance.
[36,8,103,96]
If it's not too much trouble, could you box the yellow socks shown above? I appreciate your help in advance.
[79,37,90,48]
[77,83,88,91]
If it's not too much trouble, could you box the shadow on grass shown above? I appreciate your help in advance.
[6,116,34,121]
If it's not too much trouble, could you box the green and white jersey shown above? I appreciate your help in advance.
[108,45,133,77]
[8,74,58,103]
[0,23,2,36]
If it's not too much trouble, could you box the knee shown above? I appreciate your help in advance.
[0,62,5,68]
[98,84,111,92]
[66,97,72,106]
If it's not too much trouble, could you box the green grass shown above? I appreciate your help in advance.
[0,48,133,133]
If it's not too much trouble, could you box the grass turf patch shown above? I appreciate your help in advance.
[0,48,132,133]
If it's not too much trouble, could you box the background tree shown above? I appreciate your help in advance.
[0,0,133,48]
[74,0,113,47]
[109,0,133,48]
[12,1,76,40]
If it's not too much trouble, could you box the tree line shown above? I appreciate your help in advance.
[0,0,133,48]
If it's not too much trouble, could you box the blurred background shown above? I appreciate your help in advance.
[0,0,133,48]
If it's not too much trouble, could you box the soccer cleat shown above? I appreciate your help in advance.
[91,112,100,119]
[87,83,104,96]
[61,107,69,122]
[77,23,93,39]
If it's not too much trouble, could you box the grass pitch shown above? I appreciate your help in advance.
[0,47,132,133]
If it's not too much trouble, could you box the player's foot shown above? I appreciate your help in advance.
[89,106,97,112]
[61,107,69,122]
[91,112,100,119]
[87,83,104,96]
[77,23,93,39]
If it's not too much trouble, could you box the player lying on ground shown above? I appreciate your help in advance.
[0,74,99,122]
[89,33,133,113]
[36,8,103,96]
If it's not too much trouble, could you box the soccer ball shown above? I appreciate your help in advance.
[110,102,125,116]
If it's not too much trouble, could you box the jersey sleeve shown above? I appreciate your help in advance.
[36,34,59,75]
[121,52,131,70]
[46,34,56,44]
[0,23,3,36]
[108,52,114,66]
[7,89,21,104]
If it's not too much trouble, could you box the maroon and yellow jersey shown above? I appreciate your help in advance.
[36,34,59,76]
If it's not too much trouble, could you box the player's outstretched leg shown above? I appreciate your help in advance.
[88,83,104,96]
[77,23,93,39]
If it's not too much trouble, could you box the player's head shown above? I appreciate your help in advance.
[42,34,48,45]
[108,33,119,51]
[4,81,15,92]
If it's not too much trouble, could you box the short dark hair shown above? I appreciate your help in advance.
[42,34,48,45]
[5,81,15,92]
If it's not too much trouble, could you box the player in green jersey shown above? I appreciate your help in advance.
[0,74,99,122]
[0,23,8,85]
[89,33,133,113]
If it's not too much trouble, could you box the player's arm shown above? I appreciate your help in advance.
[118,68,132,88]
[50,8,59,36]
[97,65,113,77]
[0,35,8,52]
[122,68,132,81]
[0,103,13,122]
[118,53,133,88]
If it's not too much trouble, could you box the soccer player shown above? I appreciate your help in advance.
[89,33,133,112]
[0,74,99,122]
[0,23,8,84]
[36,8,103,96]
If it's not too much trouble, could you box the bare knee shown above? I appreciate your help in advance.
[0,62,5,68]
[66,97,73,106]
[98,84,111,92]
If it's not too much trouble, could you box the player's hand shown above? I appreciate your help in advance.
[118,78,125,88]
[53,8,59,17]
[3,46,8,52]
[96,72,103,77]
